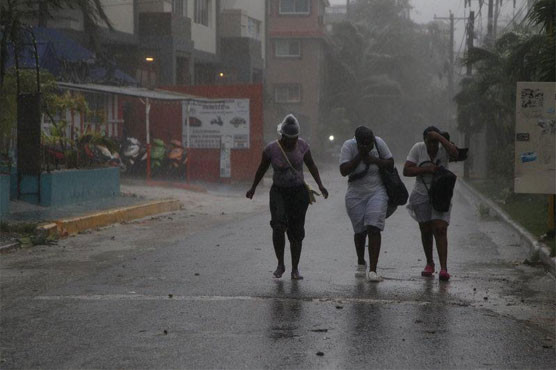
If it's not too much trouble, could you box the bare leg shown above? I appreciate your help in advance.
[419,222,434,265]
[432,220,449,271]
[272,227,286,277]
[367,226,381,272]
[290,240,303,280]
[354,231,367,265]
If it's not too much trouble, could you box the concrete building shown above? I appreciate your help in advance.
[264,0,330,146]
[218,0,266,84]
[138,0,220,86]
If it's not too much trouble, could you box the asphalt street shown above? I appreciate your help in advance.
[1,168,555,369]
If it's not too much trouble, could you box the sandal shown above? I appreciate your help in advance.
[291,269,304,280]
[273,265,285,278]
[439,270,450,281]
[421,263,435,277]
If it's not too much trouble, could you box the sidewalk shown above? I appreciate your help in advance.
[1,193,182,253]
[456,178,556,276]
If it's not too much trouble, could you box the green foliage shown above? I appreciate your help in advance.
[0,69,58,153]
[455,1,555,182]
[325,0,451,152]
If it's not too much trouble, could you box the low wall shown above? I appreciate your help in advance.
[41,167,120,207]
[0,174,9,218]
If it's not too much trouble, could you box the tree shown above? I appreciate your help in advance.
[0,0,112,87]
[454,0,555,181]
[324,0,452,152]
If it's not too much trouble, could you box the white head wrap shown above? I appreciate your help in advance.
[277,114,300,138]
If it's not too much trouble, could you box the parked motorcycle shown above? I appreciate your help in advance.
[120,137,147,175]
[166,139,188,179]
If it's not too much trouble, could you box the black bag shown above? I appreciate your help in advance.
[420,161,457,212]
[375,141,409,206]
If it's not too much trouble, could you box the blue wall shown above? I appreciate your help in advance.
[40,167,120,207]
[0,174,9,218]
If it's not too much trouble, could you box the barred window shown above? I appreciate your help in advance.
[275,39,301,57]
[275,85,301,103]
[194,0,209,26]
[173,0,187,17]
[279,0,310,14]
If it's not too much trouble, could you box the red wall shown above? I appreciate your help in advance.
[121,85,264,183]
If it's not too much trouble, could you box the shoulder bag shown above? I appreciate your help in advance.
[375,140,409,206]
[419,160,457,212]
[276,140,320,204]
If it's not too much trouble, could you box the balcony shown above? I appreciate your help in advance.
[139,12,192,42]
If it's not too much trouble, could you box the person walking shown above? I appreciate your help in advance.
[403,126,459,281]
[246,114,328,280]
[339,126,394,282]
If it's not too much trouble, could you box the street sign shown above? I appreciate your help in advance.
[514,82,556,194]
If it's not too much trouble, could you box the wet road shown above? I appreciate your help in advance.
[1,169,555,369]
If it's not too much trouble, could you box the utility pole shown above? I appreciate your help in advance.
[463,10,475,179]
[433,12,466,100]
[487,0,494,46]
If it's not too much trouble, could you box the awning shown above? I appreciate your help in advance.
[57,82,200,101]
[5,27,135,85]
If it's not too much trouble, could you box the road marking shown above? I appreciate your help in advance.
[34,294,431,305]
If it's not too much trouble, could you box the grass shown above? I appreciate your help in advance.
[469,178,555,257]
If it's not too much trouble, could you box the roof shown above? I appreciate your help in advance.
[57,82,201,101]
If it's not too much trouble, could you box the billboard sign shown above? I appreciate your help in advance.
[182,99,250,149]
[514,82,556,194]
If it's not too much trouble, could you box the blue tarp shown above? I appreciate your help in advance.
[4,27,136,85]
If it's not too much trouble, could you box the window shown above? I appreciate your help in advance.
[275,39,301,57]
[173,0,187,17]
[194,0,209,26]
[275,85,301,103]
[279,0,310,15]
[247,17,261,40]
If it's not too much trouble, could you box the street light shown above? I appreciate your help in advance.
[145,57,155,62]
[329,135,335,142]
[219,72,225,78]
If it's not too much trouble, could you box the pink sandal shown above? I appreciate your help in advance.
[421,263,435,277]
[439,270,450,281]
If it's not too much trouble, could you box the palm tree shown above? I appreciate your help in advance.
[0,0,112,87]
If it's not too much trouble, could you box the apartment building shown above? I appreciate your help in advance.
[219,0,266,84]
[264,0,330,146]
[138,0,219,86]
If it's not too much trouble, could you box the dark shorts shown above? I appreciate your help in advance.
[269,184,310,242]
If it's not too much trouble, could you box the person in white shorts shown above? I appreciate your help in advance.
[339,126,394,282]
[403,126,458,281]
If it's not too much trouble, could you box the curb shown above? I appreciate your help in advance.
[0,241,21,254]
[38,199,183,237]
[457,179,556,276]
[146,180,207,193]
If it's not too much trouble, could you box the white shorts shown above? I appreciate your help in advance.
[407,201,451,224]
[345,191,388,233]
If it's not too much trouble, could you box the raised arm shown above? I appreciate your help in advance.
[428,131,458,159]
[304,150,329,199]
[403,160,436,177]
[246,151,271,199]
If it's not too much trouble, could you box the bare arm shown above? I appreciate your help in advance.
[403,160,435,177]
[429,131,458,158]
[339,152,362,177]
[369,155,394,169]
[246,151,271,199]
[304,150,329,199]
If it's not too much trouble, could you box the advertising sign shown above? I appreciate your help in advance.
[220,136,233,178]
[514,82,556,194]
[182,99,250,149]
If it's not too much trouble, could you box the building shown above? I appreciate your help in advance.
[138,0,219,86]
[264,0,330,147]
[218,0,266,84]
